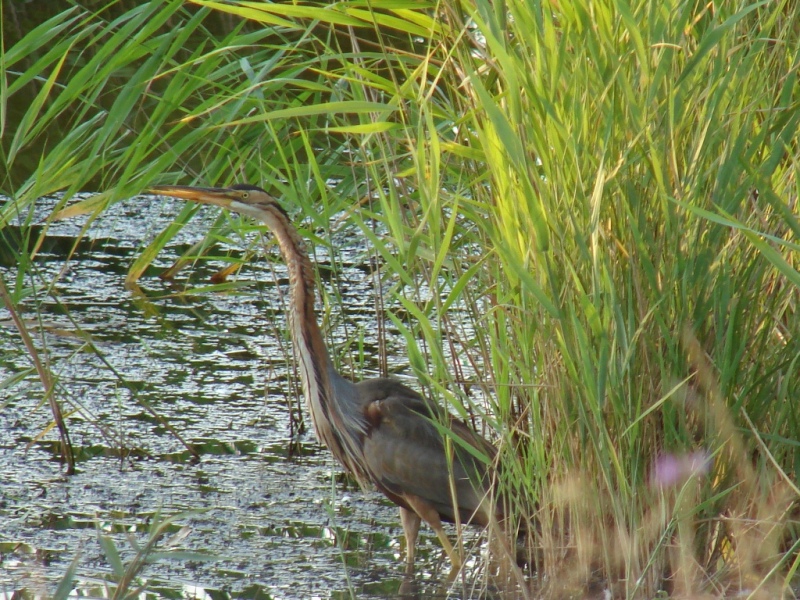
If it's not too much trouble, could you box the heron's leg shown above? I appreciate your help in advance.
[402,494,462,579]
[399,507,421,573]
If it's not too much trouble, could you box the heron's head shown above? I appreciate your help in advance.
[149,183,288,221]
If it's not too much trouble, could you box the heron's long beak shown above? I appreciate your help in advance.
[149,185,235,209]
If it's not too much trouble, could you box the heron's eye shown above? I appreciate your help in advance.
[241,192,249,199]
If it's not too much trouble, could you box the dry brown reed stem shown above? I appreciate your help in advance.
[682,327,796,597]
[0,273,75,473]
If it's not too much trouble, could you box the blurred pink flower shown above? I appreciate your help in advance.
[652,450,712,488]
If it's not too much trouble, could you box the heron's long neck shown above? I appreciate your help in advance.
[264,208,368,483]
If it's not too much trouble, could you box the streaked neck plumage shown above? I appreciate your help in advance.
[257,205,370,485]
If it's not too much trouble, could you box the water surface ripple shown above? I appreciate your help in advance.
[0,194,484,599]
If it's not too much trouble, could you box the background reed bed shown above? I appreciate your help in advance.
[2,1,799,596]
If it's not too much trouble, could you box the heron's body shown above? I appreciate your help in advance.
[150,184,500,573]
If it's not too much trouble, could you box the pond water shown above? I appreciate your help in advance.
[0,195,493,599]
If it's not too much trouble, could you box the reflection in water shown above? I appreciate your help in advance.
[0,195,490,599]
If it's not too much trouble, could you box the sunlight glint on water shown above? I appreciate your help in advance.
[0,193,485,599]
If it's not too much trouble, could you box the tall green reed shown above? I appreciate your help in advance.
[440,0,800,595]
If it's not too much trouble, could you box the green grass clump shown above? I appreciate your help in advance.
[2,0,799,596]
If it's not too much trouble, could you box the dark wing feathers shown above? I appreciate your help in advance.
[357,378,498,525]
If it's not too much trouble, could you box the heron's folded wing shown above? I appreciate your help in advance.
[358,380,497,525]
